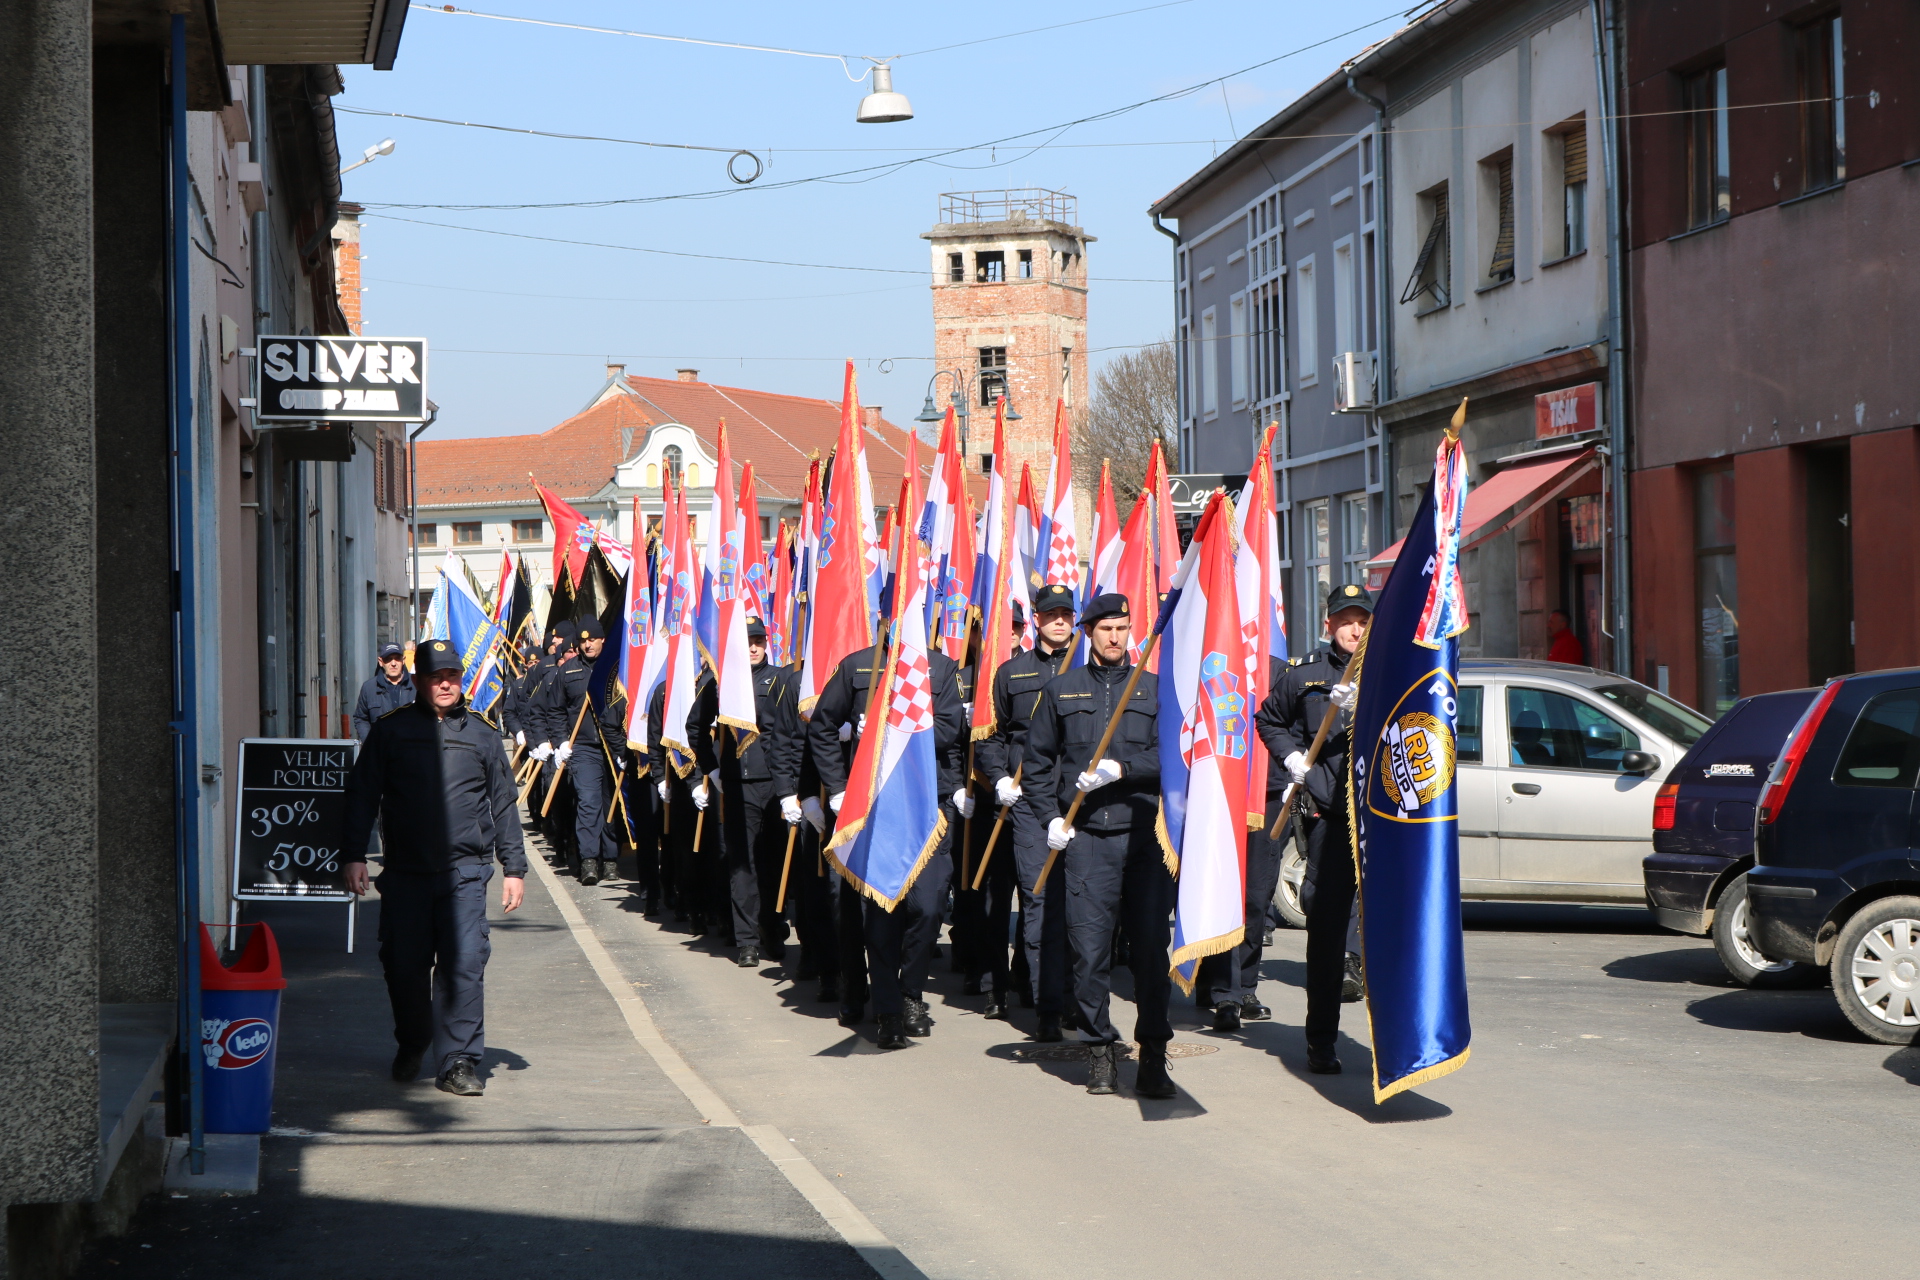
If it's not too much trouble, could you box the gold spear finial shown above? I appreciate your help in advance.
[1447,396,1468,443]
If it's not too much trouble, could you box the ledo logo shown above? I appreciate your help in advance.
[204,1017,274,1069]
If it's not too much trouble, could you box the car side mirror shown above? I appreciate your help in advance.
[1620,750,1660,775]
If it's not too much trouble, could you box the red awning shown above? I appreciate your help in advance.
[1365,447,1599,590]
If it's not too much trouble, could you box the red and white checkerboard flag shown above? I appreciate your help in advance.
[1036,399,1079,595]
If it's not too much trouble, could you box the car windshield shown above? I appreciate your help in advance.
[1590,683,1712,746]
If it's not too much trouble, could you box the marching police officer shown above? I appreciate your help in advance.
[1254,581,1372,1075]
[1024,592,1175,1099]
[343,637,526,1097]
[807,627,967,1049]
[976,585,1076,1033]
[711,620,804,967]
[543,617,623,885]
[352,642,415,740]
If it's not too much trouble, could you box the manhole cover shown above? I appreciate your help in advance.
[1012,1041,1219,1062]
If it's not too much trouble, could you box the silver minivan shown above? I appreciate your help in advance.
[1276,659,1711,922]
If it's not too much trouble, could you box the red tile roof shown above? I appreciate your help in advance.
[417,372,967,511]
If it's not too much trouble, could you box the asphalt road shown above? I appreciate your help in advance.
[562,875,1916,1279]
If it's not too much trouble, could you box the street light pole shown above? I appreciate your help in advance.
[408,401,439,642]
[916,367,1020,472]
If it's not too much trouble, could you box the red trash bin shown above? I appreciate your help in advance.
[200,923,287,1134]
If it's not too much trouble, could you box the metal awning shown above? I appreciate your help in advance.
[1366,446,1600,589]
[218,0,408,68]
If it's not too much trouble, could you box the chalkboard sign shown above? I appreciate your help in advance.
[231,739,358,901]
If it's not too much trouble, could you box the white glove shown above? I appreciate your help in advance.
[1329,682,1357,711]
[857,713,867,735]
[995,776,1022,807]
[531,743,553,763]
[829,791,845,814]
[952,789,975,819]
[1285,751,1310,785]
[837,721,853,741]
[802,796,827,833]
[554,740,574,764]
[781,795,803,826]
[1075,758,1123,792]
[692,780,710,811]
[656,780,669,802]
[515,730,526,747]
[1046,817,1075,850]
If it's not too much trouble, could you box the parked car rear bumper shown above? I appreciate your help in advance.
[1643,852,1736,936]
[1745,866,1846,964]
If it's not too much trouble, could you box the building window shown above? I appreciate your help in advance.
[978,346,1008,406]
[1293,258,1317,386]
[512,518,543,543]
[1340,494,1369,587]
[1684,65,1730,228]
[1199,307,1219,417]
[1556,116,1588,257]
[1018,249,1033,279]
[1695,467,1738,716]
[662,444,683,484]
[1800,16,1846,190]
[414,522,437,547]
[1303,499,1331,637]
[1482,149,1515,283]
[948,252,964,282]
[1331,239,1355,360]
[1401,182,1449,308]
[976,250,1005,283]
[453,521,482,545]
[1228,294,1248,406]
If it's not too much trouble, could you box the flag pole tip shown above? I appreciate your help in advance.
[1447,396,1468,440]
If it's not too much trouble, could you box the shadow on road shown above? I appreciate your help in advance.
[1601,946,1735,986]
[1682,987,1859,1041]
[1462,902,1663,934]
[1237,1022,1452,1124]
[1882,1046,1920,1084]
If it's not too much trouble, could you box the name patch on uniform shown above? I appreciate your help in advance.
[1057,692,1093,699]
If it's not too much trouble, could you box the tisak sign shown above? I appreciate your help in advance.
[256,336,427,423]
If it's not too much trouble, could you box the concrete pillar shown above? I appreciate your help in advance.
[0,0,101,1213]
[1851,425,1920,673]
[1734,446,1807,695]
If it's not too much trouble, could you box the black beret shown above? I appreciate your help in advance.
[746,619,767,640]
[1327,582,1375,615]
[575,617,606,641]
[414,638,463,675]
[1031,584,1076,615]
[1080,592,1131,628]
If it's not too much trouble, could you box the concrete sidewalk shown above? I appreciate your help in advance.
[77,847,872,1280]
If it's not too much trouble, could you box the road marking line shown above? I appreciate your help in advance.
[525,850,926,1280]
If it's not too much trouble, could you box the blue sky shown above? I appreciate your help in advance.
[336,1,1408,439]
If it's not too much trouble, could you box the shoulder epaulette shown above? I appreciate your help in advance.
[1288,656,1304,666]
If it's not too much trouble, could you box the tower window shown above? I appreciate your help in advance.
[977,251,1006,283]
[1018,249,1033,279]
[948,252,964,282]
[978,346,1008,406]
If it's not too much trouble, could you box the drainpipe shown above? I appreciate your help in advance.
[1591,0,1631,674]
[248,66,278,735]
[167,12,206,1178]
[1345,73,1394,556]
[1150,212,1183,469]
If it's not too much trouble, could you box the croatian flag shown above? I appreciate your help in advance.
[739,461,768,623]
[620,496,658,752]
[826,483,947,909]
[970,458,1019,742]
[1417,425,1471,647]
[920,406,975,661]
[658,469,701,774]
[695,420,758,746]
[767,519,795,667]
[1113,490,1157,665]
[968,401,1013,623]
[533,479,592,589]
[1157,491,1252,993]
[798,365,879,714]
[793,459,821,673]
[1013,463,1042,649]
[1144,440,1181,600]
[1234,422,1288,824]
[1034,399,1080,596]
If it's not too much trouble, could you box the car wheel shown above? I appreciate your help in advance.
[1273,837,1308,929]
[1831,896,1920,1045]
[1711,874,1821,989]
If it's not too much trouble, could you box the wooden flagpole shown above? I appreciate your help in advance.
[541,697,594,816]
[774,822,799,913]
[969,764,1019,891]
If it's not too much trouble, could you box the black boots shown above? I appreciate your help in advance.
[1134,1041,1176,1099]
[578,858,602,886]
[1306,1044,1342,1075]
[1341,952,1365,1003]
[904,999,933,1037]
[391,1046,425,1083]
[1034,1014,1064,1043]
[735,946,761,968]
[1212,1001,1242,1032]
[816,975,840,1003]
[982,991,1011,1020]
[436,1057,484,1096]
[876,1013,910,1050]
[1240,996,1272,1021]
[1086,1043,1118,1095]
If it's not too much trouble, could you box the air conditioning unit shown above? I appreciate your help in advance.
[1333,352,1376,412]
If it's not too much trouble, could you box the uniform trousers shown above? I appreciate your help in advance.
[862,839,953,1017]
[722,777,792,953]
[376,863,493,1073]
[1301,797,1359,1050]
[1196,795,1287,1007]
[570,744,615,869]
[790,822,841,982]
[1010,801,1069,1016]
[628,774,662,898]
[958,805,1017,995]
[1064,825,1173,1046]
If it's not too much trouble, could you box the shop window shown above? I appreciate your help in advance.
[1402,182,1449,308]
[1799,16,1846,190]
[512,518,543,543]
[1694,468,1738,715]
[1684,65,1730,228]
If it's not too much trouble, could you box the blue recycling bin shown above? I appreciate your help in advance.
[200,923,287,1134]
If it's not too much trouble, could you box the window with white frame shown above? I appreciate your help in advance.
[1302,499,1331,636]
[1229,293,1248,406]
[1340,494,1369,586]
[1294,257,1317,386]
[1200,306,1219,417]
[1246,193,1283,407]
[1332,238,1355,364]
[1551,115,1589,259]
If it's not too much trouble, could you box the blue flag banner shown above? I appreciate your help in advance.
[442,570,507,718]
[1348,454,1471,1102]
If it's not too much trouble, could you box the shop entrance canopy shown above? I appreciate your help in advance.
[1365,447,1599,591]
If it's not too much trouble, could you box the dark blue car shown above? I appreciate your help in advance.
[1643,688,1820,987]
[1746,667,1920,1043]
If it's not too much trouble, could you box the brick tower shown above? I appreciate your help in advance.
[923,190,1091,477]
